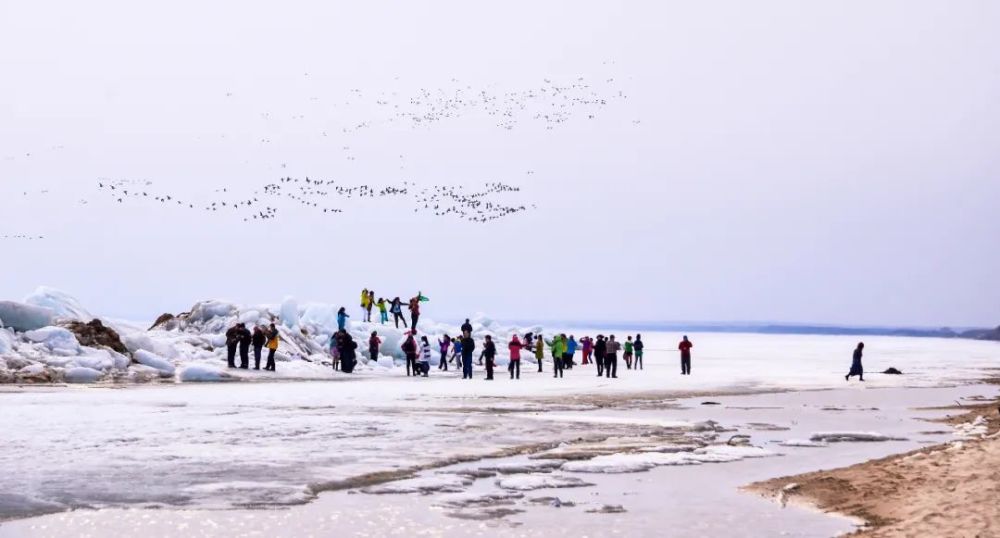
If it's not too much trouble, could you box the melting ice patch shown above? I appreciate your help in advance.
[361,474,473,495]
[809,432,906,443]
[562,445,776,473]
[495,474,594,491]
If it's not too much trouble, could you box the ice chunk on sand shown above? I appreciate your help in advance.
[779,439,828,448]
[186,300,238,323]
[239,310,261,325]
[23,287,93,321]
[134,349,175,377]
[179,363,233,382]
[495,474,594,491]
[63,366,104,383]
[809,432,906,443]
[25,326,80,353]
[0,301,55,332]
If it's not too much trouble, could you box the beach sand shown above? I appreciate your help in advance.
[746,399,1000,537]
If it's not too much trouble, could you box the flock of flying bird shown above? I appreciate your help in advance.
[94,176,531,223]
[4,71,633,239]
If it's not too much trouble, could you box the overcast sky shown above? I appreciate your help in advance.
[2,0,999,327]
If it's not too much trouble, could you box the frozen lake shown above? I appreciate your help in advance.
[1,332,997,536]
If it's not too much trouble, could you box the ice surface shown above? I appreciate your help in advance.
[280,296,300,328]
[0,301,55,332]
[495,474,595,491]
[133,349,175,377]
[361,474,473,495]
[178,363,233,382]
[561,445,776,473]
[24,326,80,353]
[63,366,104,383]
[778,439,829,448]
[23,286,93,321]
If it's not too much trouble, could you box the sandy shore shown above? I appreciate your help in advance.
[746,398,1000,537]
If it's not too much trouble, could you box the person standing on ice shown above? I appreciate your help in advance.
[408,296,421,331]
[251,325,266,370]
[580,336,593,365]
[225,324,240,368]
[329,332,342,371]
[369,331,381,364]
[605,335,621,378]
[376,298,389,324]
[366,290,375,322]
[339,332,358,373]
[678,335,693,375]
[565,335,578,369]
[237,324,252,369]
[623,336,634,370]
[461,318,473,338]
[460,334,476,379]
[264,323,280,371]
[551,334,566,378]
[508,335,523,379]
[534,334,545,372]
[337,307,349,332]
[390,297,407,329]
[634,334,644,370]
[594,335,606,376]
[481,335,496,380]
[419,336,432,377]
[360,288,370,321]
[846,342,865,381]
[438,335,451,371]
[401,331,418,377]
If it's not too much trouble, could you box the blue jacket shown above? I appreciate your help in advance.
[337,312,349,330]
[567,338,578,355]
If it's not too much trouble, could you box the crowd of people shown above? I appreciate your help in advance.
[224,322,281,371]
[220,287,704,378]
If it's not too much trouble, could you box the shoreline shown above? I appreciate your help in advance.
[744,395,1000,536]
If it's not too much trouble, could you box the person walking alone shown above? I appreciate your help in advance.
[678,335,693,375]
[460,334,476,380]
[846,342,865,381]
[623,336,634,370]
[508,334,523,379]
